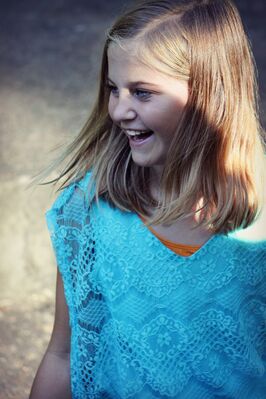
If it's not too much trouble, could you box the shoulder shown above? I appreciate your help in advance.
[203,233,266,270]
[206,233,265,272]
[223,231,266,258]
[218,233,266,285]
[45,170,95,234]
[47,170,94,214]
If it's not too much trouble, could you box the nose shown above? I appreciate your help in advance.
[109,94,137,124]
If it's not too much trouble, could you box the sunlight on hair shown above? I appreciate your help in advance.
[34,0,266,236]
[230,206,266,241]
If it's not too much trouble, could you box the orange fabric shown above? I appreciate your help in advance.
[138,214,201,257]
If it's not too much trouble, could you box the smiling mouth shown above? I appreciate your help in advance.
[123,129,154,141]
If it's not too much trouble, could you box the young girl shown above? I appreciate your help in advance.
[30,0,266,398]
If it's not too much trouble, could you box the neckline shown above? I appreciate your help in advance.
[135,213,218,260]
[138,213,201,250]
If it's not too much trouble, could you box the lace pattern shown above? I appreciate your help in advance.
[46,171,266,399]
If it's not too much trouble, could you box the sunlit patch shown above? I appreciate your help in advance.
[229,207,266,242]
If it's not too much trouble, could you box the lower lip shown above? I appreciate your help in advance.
[128,133,154,148]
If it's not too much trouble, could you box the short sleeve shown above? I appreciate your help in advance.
[45,171,94,325]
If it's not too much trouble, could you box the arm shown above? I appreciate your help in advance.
[29,270,72,399]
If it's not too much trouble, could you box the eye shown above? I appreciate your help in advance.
[134,89,151,100]
[106,83,119,97]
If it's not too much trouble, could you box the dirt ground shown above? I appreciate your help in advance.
[0,1,265,398]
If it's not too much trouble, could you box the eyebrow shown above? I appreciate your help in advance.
[107,77,160,88]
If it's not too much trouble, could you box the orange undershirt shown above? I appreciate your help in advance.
[138,214,201,257]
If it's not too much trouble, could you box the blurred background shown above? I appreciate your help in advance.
[0,0,265,398]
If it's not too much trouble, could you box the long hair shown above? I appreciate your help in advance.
[38,0,265,234]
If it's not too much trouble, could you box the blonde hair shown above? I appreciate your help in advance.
[39,0,266,234]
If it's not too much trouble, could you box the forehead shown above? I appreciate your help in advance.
[107,42,188,89]
[107,42,158,80]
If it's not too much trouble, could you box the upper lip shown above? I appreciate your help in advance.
[121,128,149,131]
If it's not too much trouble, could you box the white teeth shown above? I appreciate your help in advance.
[124,129,150,136]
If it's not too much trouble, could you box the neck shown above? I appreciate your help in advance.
[148,166,164,202]
[146,167,212,235]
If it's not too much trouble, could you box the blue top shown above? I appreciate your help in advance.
[46,171,266,399]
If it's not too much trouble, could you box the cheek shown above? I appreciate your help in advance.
[149,110,181,136]
[163,102,186,133]
[148,97,187,134]
[108,97,115,120]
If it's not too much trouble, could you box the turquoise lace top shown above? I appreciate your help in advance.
[46,171,266,399]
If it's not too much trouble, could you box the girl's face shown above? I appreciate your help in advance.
[107,42,189,176]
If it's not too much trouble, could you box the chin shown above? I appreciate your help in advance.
[131,155,154,167]
[131,152,165,169]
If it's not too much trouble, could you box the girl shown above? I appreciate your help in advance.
[30,0,266,398]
